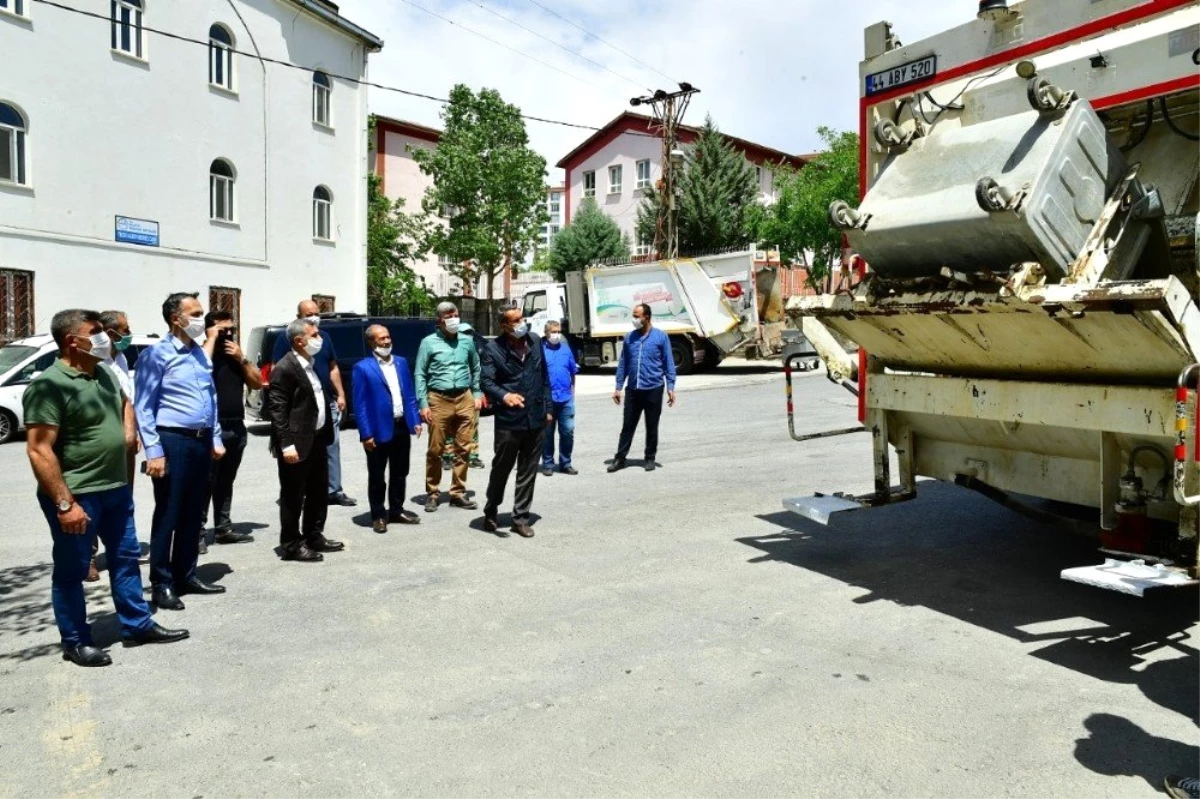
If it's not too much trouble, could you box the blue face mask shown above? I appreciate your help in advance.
[112,334,133,352]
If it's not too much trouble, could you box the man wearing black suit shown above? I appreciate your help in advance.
[267,319,345,563]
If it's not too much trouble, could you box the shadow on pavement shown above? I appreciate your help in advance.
[0,561,121,662]
[1074,713,1198,791]
[742,481,1199,725]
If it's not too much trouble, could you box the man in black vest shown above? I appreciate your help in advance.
[480,305,551,538]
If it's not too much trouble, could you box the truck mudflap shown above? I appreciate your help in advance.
[1060,558,1198,597]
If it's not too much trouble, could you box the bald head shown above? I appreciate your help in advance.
[297,300,319,318]
[365,324,388,346]
[366,324,392,355]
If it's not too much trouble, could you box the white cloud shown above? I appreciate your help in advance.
[338,0,970,182]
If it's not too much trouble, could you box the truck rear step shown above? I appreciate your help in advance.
[1060,558,1198,597]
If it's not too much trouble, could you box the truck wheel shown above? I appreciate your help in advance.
[670,337,695,376]
[0,410,15,444]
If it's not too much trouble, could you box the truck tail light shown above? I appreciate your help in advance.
[260,362,272,384]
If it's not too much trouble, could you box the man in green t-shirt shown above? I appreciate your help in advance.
[24,309,189,667]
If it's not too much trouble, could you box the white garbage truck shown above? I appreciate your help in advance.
[786,0,1200,595]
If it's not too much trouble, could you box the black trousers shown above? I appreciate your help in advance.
[485,427,545,525]
[615,387,664,462]
[366,431,411,521]
[206,419,248,530]
[277,440,330,549]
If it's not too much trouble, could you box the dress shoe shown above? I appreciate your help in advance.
[197,536,209,555]
[63,644,111,667]
[607,459,627,473]
[372,519,388,534]
[308,536,345,553]
[561,466,579,476]
[541,467,554,477]
[214,528,254,545]
[644,461,657,472]
[483,516,499,533]
[425,495,440,513]
[328,492,358,507]
[152,587,185,611]
[469,458,486,469]
[389,509,420,525]
[281,544,324,562]
[511,522,535,538]
[449,496,478,510]
[86,558,100,582]
[124,622,190,647]
[180,578,226,595]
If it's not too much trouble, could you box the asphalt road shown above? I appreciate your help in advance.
[0,361,1195,798]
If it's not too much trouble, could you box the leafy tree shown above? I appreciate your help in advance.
[529,249,554,274]
[366,171,436,316]
[412,85,548,300]
[548,199,630,280]
[749,127,859,288]
[635,116,760,255]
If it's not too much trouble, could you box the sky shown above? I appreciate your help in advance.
[336,0,970,183]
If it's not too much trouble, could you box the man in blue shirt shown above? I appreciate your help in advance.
[271,300,357,508]
[134,292,227,611]
[608,303,677,473]
[541,319,579,476]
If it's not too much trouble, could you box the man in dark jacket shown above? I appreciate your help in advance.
[268,319,345,562]
[480,305,551,538]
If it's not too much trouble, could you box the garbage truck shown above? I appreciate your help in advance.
[785,0,1200,596]
[521,249,816,375]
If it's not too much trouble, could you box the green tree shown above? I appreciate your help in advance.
[548,199,630,280]
[635,116,760,255]
[366,171,437,316]
[412,85,548,300]
[529,248,553,274]
[749,127,859,288]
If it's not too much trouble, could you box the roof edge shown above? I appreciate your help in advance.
[290,0,384,51]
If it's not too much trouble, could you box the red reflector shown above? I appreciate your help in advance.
[722,282,744,299]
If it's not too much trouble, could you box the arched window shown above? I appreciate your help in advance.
[0,102,27,186]
[313,186,333,240]
[111,0,144,59]
[312,71,331,126]
[208,24,234,90]
[209,159,235,222]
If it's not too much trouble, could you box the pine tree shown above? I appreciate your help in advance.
[548,199,630,280]
[635,116,760,256]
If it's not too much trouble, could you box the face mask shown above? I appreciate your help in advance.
[303,315,321,327]
[374,345,392,359]
[632,318,644,330]
[512,321,529,338]
[112,334,132,352]
[182,316,206,341]
[81,332,111,361]
[304,336,324,357]
[547,332,562,345]
[443,317,460,334]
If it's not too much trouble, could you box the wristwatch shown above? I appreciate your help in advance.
[57,498,73,513]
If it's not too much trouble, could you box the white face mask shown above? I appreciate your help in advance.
[82,332,112,361]
[182,316,206,341]
[512,321,529,338]
[547,332,562,345]
[304,315,321,327]
[443,317,460,334]
[304,336,324,357]
[374,345,392,359]
[632,317,645,330]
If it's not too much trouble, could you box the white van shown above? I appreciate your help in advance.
[0,334,163,444]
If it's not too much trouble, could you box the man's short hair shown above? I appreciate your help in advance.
[636,303,652,319]
[162,292,198,325]
[205,310,233,328]
[364,324,387,345]
[99,310,126,331]
[285,318,311,346]
[543,319,561,334]
[436,301,458,317]
[51,309,100,349]
[498,303,522,325]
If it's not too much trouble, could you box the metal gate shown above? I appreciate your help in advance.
[0,270,34,346]
[209,285,241,331]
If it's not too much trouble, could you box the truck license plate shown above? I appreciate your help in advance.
[865,55,937,96]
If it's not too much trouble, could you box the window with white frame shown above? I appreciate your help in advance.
[608,165,622,195]
[209,24,234,90]
[312,71,331,127]
[0,102,27,186]
[438,252,454,269]
[313,185,332,240]
[634,230,652,257]
[209,158,235,222]
[110,0,144,59]
[583,170,595,198]
[0,0,27,18]
[636,159,651,189]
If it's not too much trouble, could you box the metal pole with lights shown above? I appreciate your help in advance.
[631,83,700,260]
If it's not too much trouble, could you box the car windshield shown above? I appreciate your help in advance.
[0,345,37,376]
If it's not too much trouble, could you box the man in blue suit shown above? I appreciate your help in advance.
[352,325,423,534]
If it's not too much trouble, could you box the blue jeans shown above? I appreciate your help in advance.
[38,487,153,647]
[328,403,343,495]
[150,430,212,590]
[543,399,576,469]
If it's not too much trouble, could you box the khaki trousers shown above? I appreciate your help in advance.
[426,391,476,500]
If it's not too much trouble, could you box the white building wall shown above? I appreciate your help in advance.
[0,0,374,337]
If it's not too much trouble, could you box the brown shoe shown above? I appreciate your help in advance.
[449,496,478,510]
[85,559,100,582]
[372,519,388,534]
[389,509,421,525]
[511,523,535,538]
[483,516,499,533]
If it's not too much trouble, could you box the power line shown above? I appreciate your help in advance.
[465,0,650,92]
[519,0,677,85]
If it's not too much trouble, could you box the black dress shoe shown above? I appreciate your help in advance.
[63,644,111,667]
[511,522,535,538]
[124,622,190,647]
[389,509,420,525]
[328,492,358,507]
[373,519,388,534]
[469,459,486,469]
[483,516,499,533]
[449,496,478,510]
[561,466,579,475]
[644,461,657,472]
[152,587,185,611]
[281,544,323,562]
[214,529,254,545]
[541,467,554,477]
[607,459,627,473]
[309,536,345,552]
[180,578,226,595]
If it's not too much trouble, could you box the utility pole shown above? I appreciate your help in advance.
[631,83,699,260]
